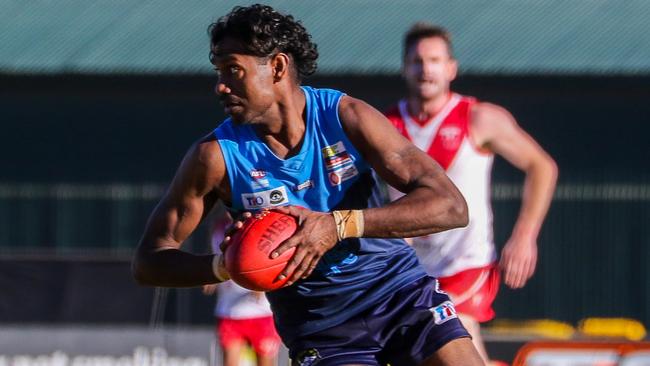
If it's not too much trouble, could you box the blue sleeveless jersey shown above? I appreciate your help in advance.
[214,86,426,344]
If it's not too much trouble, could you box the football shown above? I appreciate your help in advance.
[225,210,298,291]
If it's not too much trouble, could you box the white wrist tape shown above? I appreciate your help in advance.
[211,253,230,282]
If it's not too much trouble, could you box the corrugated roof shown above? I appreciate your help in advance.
[2,0,650,75]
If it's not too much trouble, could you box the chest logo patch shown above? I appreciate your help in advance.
[430,300,458,325]
[322,141,358,186]
[438,126,463,150]
[241,186,288,210]
[328,165,359,186]
[249,169,270,189]
[292,179,314,192]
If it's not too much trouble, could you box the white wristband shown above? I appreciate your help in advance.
[212,253,229,282]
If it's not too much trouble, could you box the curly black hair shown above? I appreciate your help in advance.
[208,4,318,81]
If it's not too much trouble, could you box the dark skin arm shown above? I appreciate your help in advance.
[132,134,230,287]
[272,96,468,285]
[343,96,468,237]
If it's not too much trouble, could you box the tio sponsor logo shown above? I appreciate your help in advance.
[241,186,288,210]
[246,196,264,207]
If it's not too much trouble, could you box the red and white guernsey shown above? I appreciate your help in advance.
[385,93,496,277]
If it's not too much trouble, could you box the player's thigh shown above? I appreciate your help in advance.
[222,340,245,366]
[419,338,485,366]
[246,317,282,359]
[256,354,276,366]
[217,318,246,348]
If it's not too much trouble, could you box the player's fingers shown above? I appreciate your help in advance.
[219,235,231,252]
[498,255,508,272]
[272,205,295,214]
[302,255,321,279]
[277,247,307,283]
[517,258,532,287]
[270,234,301,258]
[270,221,309,258]
[503,258,518,288]
[506,261,521,288]
[509,270,522,288]
[519,257,535,287]
[225,212,252,236]
[528,257,537,279]
[286,253,313,285]
[510,260,527,289]
[499,248,513,270]
[499,254,512,282]
[273,205,304,219]
[288,251,321,283]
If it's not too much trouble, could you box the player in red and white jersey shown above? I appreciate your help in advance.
[202,208,281,366]
[385,23,558,366]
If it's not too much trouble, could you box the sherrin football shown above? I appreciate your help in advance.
[225,210,298,291]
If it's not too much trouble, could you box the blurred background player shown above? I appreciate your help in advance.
[203,208,281,366]
[384,23,558,365]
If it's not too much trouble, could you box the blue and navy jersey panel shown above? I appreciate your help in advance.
[214,86,426,344]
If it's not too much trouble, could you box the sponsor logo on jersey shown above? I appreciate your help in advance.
[328,164,359,186]
[251,179,270,189]
[249,169,267,179]
[321,141,346,158]
[323,143,354,169]
[241,186,288,209]
[438,126,463,150]
[291,179,314,192]
[269,189,285,204]
[322,142,359,186]
[324,151,352,170]
[322,142,355,168]
[430,300,458,325]
[249,169,270,189]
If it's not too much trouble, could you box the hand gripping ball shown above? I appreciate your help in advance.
[225,211,297,291]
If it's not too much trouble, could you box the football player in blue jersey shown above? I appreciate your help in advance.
[133,4,484,366]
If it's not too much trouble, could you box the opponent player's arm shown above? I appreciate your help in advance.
[132,135,229,287]
[472,102,558,288]
[339,96,468,238]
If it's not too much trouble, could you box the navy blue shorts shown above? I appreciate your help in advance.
[289,276,470,366]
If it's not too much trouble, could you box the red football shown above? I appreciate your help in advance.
[225,210,298,291]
